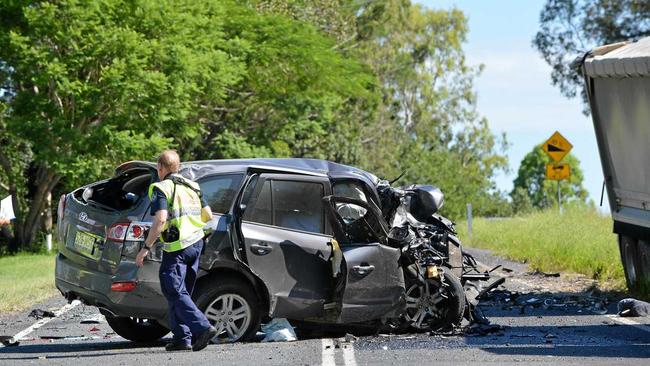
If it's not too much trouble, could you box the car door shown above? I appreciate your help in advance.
[324,195,405,323]
[239,174,334,319]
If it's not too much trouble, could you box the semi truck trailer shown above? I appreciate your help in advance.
[582,36,650,291]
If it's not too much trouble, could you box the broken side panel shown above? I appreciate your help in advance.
[337,243,405,323]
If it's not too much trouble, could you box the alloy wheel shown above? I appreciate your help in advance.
[404,281,448,330]
[204,293,252,342]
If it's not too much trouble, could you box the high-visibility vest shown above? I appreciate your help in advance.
[147,174,205,252]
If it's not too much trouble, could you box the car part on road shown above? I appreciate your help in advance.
[195,277,261,343]
[104,316,169,342]
[618,298,650,317]
[28,309,55,319]
[261,318,297,342]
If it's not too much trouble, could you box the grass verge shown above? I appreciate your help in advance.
[0,253,57,313]
[457,205,626,289]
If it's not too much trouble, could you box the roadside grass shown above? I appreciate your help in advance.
[457,204,626,289]
[0,253,57,313]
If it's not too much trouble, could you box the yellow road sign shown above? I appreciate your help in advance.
[546,163,570,181]
[542,131,573,162]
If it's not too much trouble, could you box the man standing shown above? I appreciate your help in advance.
[135,150,217,352]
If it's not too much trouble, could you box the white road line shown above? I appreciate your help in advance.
[0,300,80,348]
[604,314,650,334]
[341,342,358,366]
[322,338,336,366]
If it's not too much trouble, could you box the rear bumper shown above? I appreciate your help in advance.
[55,253,167,319]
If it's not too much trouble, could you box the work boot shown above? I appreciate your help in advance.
[192,326,218,352]
[165,341,192,352]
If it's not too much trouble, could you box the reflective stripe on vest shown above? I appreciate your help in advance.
[148,175,205,252]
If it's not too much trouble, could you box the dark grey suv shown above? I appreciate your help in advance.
[56,158,487,343]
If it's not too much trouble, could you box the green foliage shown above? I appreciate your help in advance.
[1,0,241,184]
[511,187,534,215]
[533,0,650,113]
[458,204,624,285]
[512,144,589,210]
[352,1,509,219]
[0,0,509,249]
[0,252,56,312]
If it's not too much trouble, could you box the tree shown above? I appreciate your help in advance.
[511,144,588,210]
[533,0,650,113]
[0,0,247,250]
[0,0,378,252]
[353,1,509,219]
[209,0,511,219]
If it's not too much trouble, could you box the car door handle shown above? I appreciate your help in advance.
[250,243,273,256]
[352,265,375,276]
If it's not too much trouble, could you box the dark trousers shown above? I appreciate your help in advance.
[159,239,212,345]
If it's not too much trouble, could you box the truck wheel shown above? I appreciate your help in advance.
[404,269,466,332]
[105,316,169,342]
[195,277,261,343]
[619,234,641,290]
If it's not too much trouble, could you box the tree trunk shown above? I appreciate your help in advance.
[11,165,60,251]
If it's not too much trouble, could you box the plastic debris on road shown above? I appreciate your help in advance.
[28,309,55,319]
[261,318,297,342]
[618,298,650,317]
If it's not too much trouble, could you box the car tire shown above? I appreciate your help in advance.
[194,277,261,343]
[105,316,169,342]
[404,269,466,332]
[619,234,640,290]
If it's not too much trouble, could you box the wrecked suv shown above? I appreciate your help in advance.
[56,158,492,343]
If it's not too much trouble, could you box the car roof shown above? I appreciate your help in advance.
[117,158,380,187]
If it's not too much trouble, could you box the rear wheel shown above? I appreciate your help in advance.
[195,277,261,343]
[620,234,640,290]
[620,234,650,292]
[105,316,169,342]
[404,269,466,331]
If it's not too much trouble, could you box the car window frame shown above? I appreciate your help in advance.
[196,172,246,216]
[240,173,333,237]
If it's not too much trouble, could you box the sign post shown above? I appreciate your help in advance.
[542,131,573,213]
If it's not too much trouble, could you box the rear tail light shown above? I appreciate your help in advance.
[106,222,129,242]
[107,222,150,242]
[111,281,137,292]
[126,222,150,241]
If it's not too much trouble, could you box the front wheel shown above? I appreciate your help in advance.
[403,269,466,331]
[105,316,169,342]
[194,277,262,343]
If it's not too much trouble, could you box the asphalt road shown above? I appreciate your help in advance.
[1,248,650,366]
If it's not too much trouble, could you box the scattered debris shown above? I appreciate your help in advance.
[618,298,650,317]
[88,327,101,332]
[478,288,612,316]
[529,270,560,278]
[344,333,358,343]
[80,315,104,324]
[40,335,67,340]
[28,309,55,319]
[0,335,19,347]
[465,323,507,337]
[261,318,297,342]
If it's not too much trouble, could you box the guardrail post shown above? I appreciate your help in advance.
[466,203,473,238]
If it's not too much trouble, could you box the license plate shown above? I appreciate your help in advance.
[74,231,99,259]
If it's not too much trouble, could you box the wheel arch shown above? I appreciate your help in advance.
[196,263,270,318]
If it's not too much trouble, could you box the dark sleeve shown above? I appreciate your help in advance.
[200,194,208,208]
[150,187,168,216]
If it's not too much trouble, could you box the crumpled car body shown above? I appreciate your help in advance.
[55,158,490,342]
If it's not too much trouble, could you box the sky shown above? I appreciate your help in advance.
[413,0,609,211]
